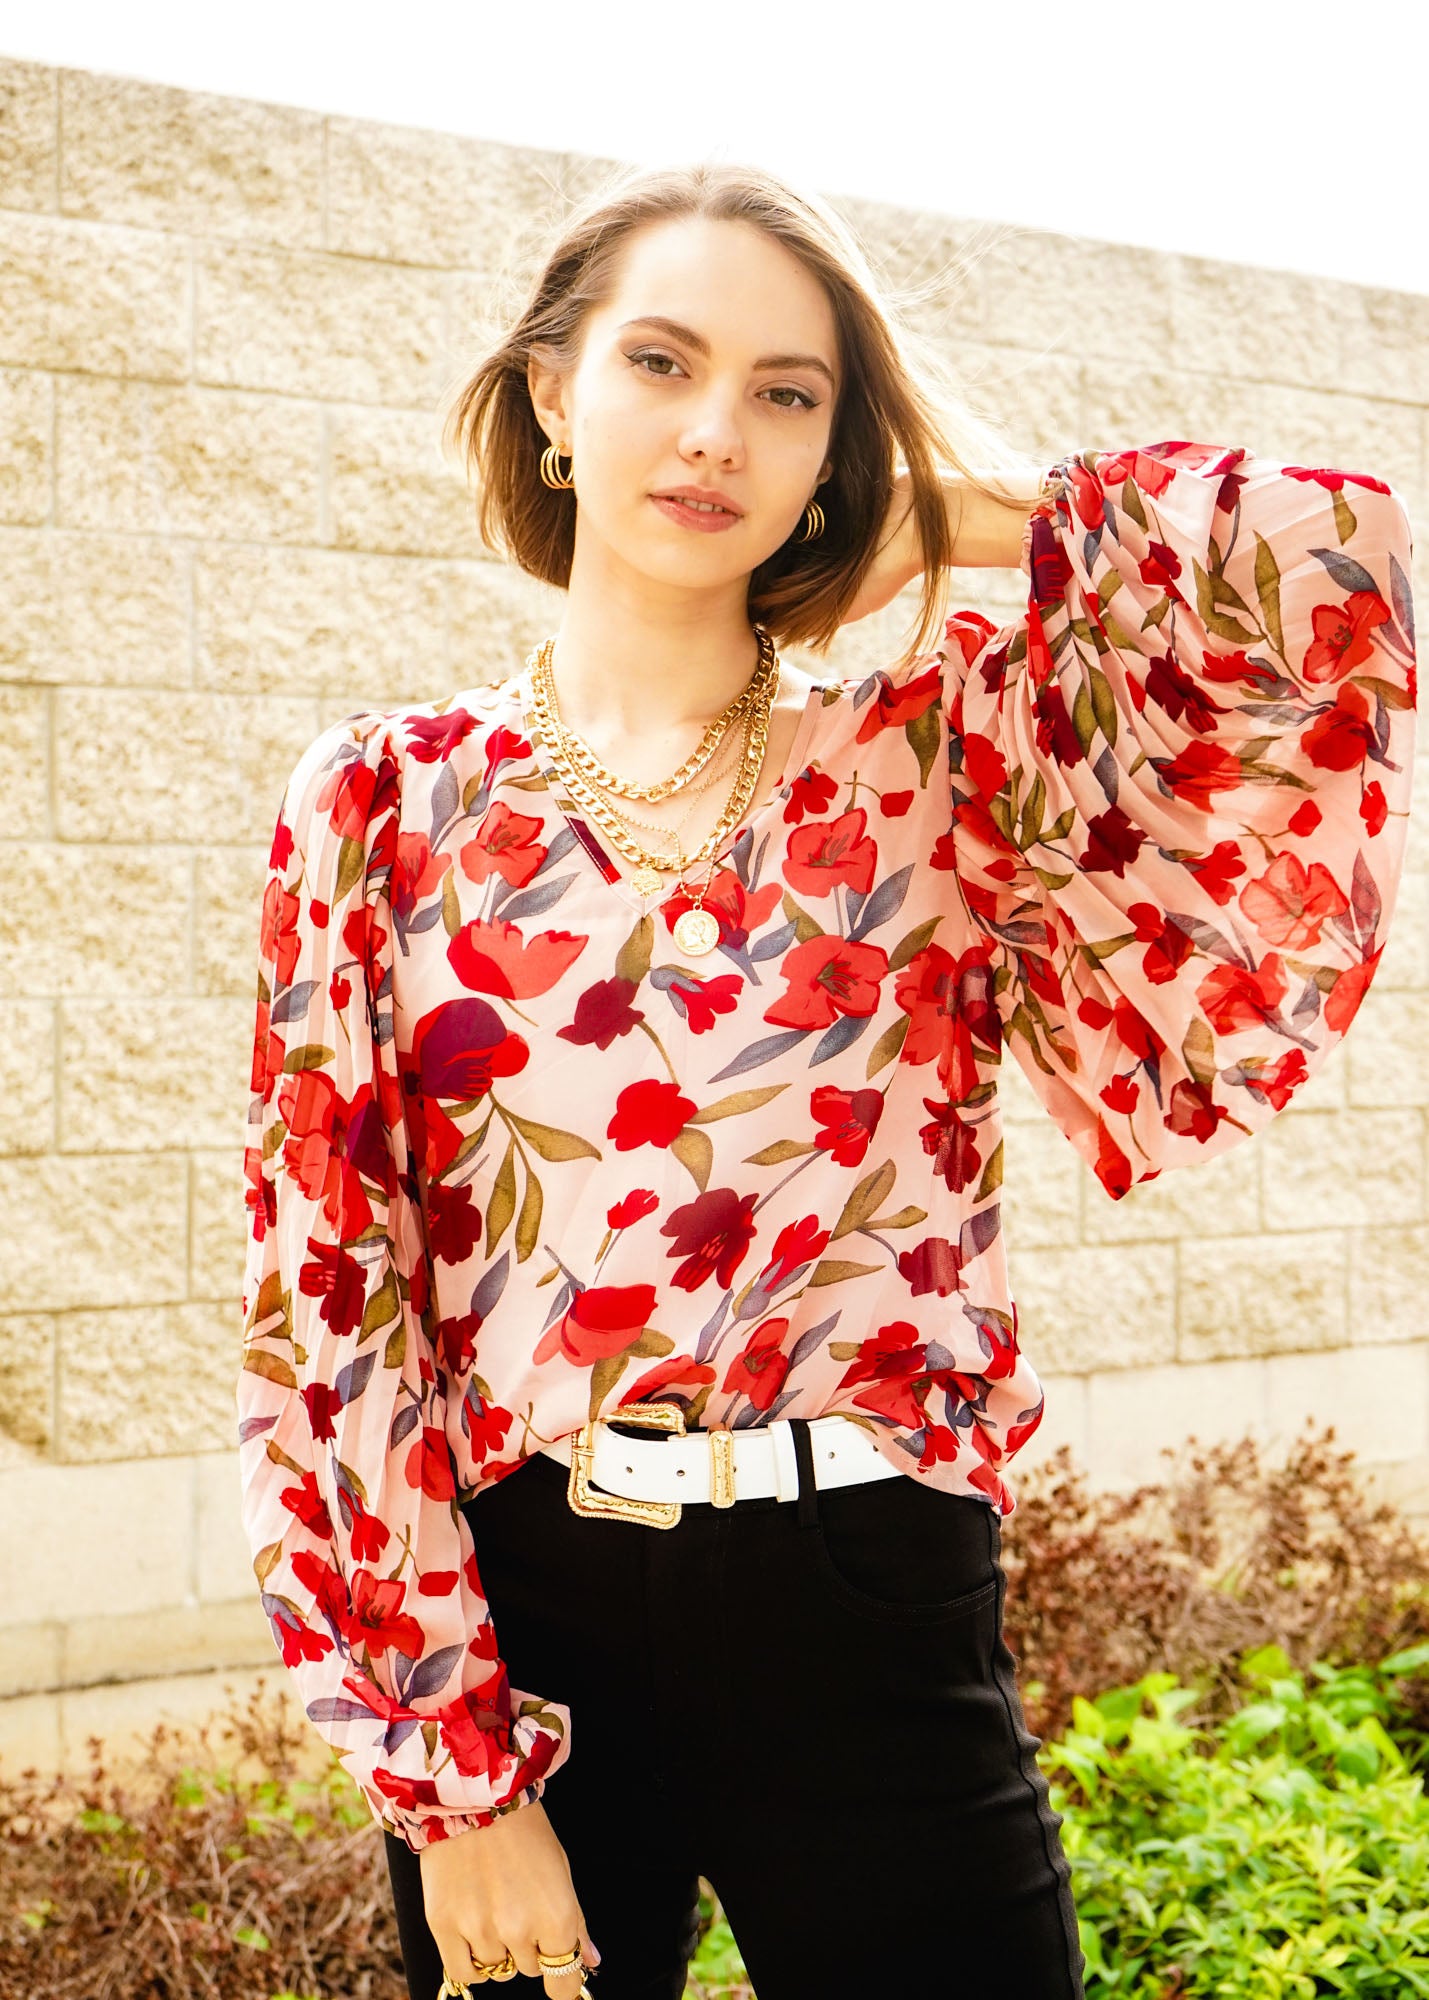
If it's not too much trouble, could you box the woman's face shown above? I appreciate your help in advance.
[529,214,840,595]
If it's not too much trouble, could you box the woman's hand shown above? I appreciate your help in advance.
[419,1798,601,1994]
[838,467,924,624]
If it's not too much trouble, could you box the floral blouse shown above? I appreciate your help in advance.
[237,439,1418,1851]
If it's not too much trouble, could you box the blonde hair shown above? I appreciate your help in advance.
[442,158,1045,672]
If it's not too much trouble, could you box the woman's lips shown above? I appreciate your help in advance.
[650,494,742,533]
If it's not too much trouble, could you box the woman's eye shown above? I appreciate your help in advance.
[628,350,816,411]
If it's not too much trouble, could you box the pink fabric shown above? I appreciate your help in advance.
[237,439,1417,1850]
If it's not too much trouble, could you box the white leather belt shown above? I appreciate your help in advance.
[538,1403,901,1529]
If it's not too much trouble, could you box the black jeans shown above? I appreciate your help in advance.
[384,1417,1086,1999]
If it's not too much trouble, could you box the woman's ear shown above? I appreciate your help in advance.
[526,347,568,447]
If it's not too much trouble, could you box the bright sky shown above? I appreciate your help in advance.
[5,0,1426,296]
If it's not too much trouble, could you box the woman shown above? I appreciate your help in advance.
[236,161,1418,2000]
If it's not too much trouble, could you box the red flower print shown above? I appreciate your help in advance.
[316,752,385,844]
[449,918,587,999]
[348,1566,427,1659]
[894,943,1001,1099]
[943,607,1001,669]
[297,1236,370,1340]
[1165,1077,1232,1145]
[762,935,889,1031]
[784,765,839,823]
[607,1078,696,1150]
[438,1684,519,1780]
[660,1187,758,1291]
[854,664,942,742]
[1152,739,1244,811]
[1093,447,1177,498]
[1361,782,1388,837]
[1325,948,1383,1035]
[1289,800,1322,838]
[836,1320,929,1428]
[533,1282,658,1366]
[661,868,783,952]
[261,874,303,989]
[721,1315,791,1409]
[783,806,878,897]
[557,975,645,1049]
[1100,1074,1139,1114]
[1126,901,1195,985]
[1235,1048,1309,1111]
[459,803,547,889]
[404,706,484,764]
[1138,539,1184,593]
[1238,851,1349,950]
[880,790,913,817]
[411,998,528,1102]
[1196,954,1288,1038]
[666,969,743,1033]
[1283,463,1394,497]
[1186,838,1248,906]
[391,831,453,923]
[302,1380,343,1443]
[1145,651,1230,733]
[608,1188,659,1229]
[426,1178,483,1269]
[960,726,1009,804]
[343,1490,391,1565]
[896,1237,965,1298]
[1304,683,1378,771]
[917,1096,983,1193]
[406,1424,458,1502]
[1076,803,1150,879]
[811,1084,883,1166]
[1301,590,1392,684]
[279,1070,389,1236]
[279,1466,334,1539]
[1032,678,1085,769]
[369,1771,447,1817]
[762,1215,830,1287]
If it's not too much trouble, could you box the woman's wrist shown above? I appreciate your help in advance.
[942,469,1050,570]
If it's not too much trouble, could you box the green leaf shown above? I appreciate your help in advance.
[830,1160,896,1240]
[1253,529,1285,661]
[503,1110,602,1161]
[485,1134,516,1252]
[668,1123,712,1193]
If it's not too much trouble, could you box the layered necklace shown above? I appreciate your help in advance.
[523,624,780,957]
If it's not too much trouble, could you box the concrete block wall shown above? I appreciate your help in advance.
[1,54,1425,1773]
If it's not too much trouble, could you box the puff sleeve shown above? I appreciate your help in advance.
[940,440,1418,1199]
[235,709,571,1851]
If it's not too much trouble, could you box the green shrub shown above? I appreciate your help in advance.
[1043,1644,1429,1997]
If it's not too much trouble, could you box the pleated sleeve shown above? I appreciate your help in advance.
[235,708,571,1851]
[940,439,1418,1199]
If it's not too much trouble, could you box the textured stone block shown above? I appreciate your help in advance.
[0,1621,62,1700]
[1178,1229,1348,1363]
[0,1455,195,1623]
[1344,986,1429,1107]
[60,1303,241,1460]
[324,116,582,270]
[0,681,47,837]
[58,1598,270,1688]
[0,1312,54,1454]
[1085,1356,1270,1492]
[0,528,192,686]
[0,366,51,524]
[0,846,189,998]
[0,59,58,212]
[0,211,188,377]
[1335,285,1429,406]
[1261,1108,1423,1229]
[191,1150,248,1306]
[194,849,268,1001]
[58,69,322,245]
[0,1153,187,1315]
[59,999,249,1152]
[328,403,484,557]
[1081,1123,1260,1244]
[0,1690,61,1775]
[56,377,322,541]
[0,1001,54,1156]
[55,687,321,844]
[195,241,447,404]
[197,1450,261,1603]
[1008,1243,1176,1376]
[194,541,447,700]
[1376,871,1428,990]
[1263,1342,1429,1466]
[50,1666,323,1787]
[1000,1114,1083,1249]
[1168,254,1348,394]
[1348,1223,1429,1345]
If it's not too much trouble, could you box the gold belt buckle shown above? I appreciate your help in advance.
[568,1400,688,1529]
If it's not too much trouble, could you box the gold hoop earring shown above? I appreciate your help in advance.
[798,497,824,542]
[539,441,574,490]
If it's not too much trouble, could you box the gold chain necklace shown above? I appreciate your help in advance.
[523,634,779,956]
[542,625,777,803]
[601,703,753,864]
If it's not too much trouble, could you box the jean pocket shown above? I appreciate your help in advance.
[810,1472,1000,1623]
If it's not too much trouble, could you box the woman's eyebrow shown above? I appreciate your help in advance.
[617,315,835,389]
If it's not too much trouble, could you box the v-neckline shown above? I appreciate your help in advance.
[514,668,833,918]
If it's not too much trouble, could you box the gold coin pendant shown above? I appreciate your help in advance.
[630,865,664,895]
[672,906,720,956]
